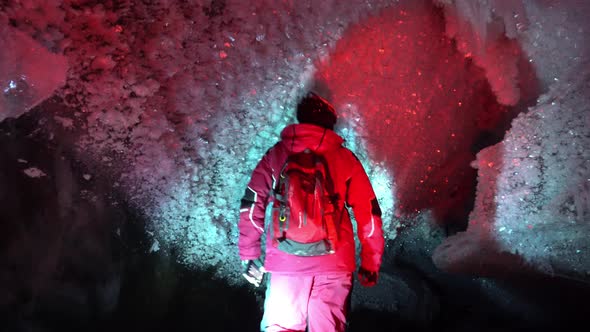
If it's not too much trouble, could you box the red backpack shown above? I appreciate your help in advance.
[271,149,339,256]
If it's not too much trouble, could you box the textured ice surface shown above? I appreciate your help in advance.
[1,0,399,279]
[434,64,590,278]
[480,66,589,275]
[434,0,528,105]
[2,0,589,282]
[433,0,590,279]
[315,1,505,227]
[0,17,67,121]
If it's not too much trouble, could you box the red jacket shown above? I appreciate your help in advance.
[238,123,384,274]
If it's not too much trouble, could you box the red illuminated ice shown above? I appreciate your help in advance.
[0,23,68,122]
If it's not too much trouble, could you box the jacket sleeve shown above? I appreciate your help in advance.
[346,157,385,272]
[238,148,275,260]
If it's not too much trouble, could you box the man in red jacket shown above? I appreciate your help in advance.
[238,91,385,332]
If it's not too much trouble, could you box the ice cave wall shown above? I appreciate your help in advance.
[1,0,399,281]
[432,0,590,280]
[1,0,589,281]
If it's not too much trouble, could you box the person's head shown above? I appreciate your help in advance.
[296,91,337,130]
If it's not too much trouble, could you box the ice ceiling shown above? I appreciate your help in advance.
[1,0,588,282]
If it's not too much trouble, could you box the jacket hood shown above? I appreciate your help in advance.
[280,123,344,153]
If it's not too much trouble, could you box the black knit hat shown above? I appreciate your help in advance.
[296,92,337,130]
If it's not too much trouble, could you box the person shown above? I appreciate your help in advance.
[238,91,385,332]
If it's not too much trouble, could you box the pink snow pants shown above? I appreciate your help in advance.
[260,272,353,332]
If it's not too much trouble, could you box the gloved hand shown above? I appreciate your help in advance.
[357,267,378,287]
[241,258,265,287]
